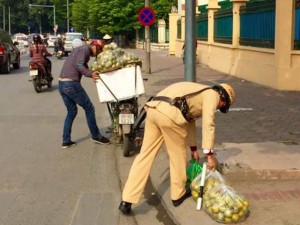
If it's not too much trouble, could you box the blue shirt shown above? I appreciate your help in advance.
[60,45,93,81]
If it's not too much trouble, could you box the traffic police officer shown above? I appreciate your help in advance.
[119,82,235,214]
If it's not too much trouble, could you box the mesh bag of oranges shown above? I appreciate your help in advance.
[203,183,250,223]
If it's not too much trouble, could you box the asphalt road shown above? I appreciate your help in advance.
[1,48,299,225]
[0,50,173,225]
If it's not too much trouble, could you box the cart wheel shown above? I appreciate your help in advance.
[122,133,130,157]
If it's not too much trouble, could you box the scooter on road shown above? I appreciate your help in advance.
[29,56,53,93]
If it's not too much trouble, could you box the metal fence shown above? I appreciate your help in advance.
[175,0,300,51]
[165,28,169,43]
[294,0,300,49]
[138,24,169,43]
[240,0,275,48]
[196,13,208,41]
[214,7,233,44]
[177,19,181,39]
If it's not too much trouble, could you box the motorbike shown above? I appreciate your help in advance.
[99,64,146,157]
[29,57,52,93]
[55,46,64,60]
[107,97,139,156]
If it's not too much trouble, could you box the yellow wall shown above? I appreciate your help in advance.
[170,0,300,90]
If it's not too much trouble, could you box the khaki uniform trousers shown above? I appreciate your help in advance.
[122,107,188,204]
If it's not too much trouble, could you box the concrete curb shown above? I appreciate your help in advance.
[216,142,300,180]
[149,141,300,224]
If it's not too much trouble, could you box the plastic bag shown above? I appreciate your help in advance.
[203,183,250,223]
[186,159,202,188]
[190,170,202,200]
[92,47,142,73]
[204,170,228,193]
[190,169,228,201]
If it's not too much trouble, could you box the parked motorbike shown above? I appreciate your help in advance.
[29,57,52,93]
[99,64,147,157]
[107,97,139,156]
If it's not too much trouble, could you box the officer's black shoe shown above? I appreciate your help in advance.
[172,187,192,207]
[119,201,132,215]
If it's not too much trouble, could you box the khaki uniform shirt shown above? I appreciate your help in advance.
[145,82,220,149]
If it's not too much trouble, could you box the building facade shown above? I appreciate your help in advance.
[169,0,300,90]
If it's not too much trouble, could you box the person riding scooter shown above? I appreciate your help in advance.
[54,34,65,56]
[29,34,53,80]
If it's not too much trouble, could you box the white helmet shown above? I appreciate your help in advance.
[71,38,83,48]
[103,34,112,40]
[57,34,61,38]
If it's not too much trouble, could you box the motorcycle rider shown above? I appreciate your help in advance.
[29,33,53,80]
[54,34,65,56]
[42,33,49,47]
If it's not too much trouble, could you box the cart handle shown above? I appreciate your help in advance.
[98,76,119,102]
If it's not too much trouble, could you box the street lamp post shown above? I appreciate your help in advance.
[67,0,69,33]
[38,11,42,34]
[2,6,5,30]
[29,4,56,35]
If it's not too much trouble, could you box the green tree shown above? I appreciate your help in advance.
[0,0,175,37]
[72,0,144,37]
[74,0,175,38]
[70,0,90,33]
[1,0,31,34]
[151,0,177,24]
[52,0,75,33]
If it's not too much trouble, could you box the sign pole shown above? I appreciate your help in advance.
[145,0,151,74]
[138,6,155,74]
[185,0,196,82]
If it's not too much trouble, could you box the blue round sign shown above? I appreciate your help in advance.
[138,7,156,26]
[70,27,75,32]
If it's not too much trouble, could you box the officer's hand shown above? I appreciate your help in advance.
[207,155,217,171]
[92,71,100,82]
[191,151,200,162]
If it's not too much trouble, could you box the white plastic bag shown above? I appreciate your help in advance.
[203,183,250,223]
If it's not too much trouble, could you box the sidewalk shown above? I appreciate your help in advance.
[126,49,300,225]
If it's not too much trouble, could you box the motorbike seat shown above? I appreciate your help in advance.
[29,61,47,74]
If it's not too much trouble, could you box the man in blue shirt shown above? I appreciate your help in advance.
[58,40,111,148]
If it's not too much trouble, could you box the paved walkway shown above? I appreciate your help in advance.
[125,49,300,225]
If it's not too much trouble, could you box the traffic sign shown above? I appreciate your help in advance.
[138,7,156,26]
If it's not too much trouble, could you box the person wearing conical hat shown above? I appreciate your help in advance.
[103,34,117,48]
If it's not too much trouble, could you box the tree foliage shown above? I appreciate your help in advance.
[71,0,144,37]
[151,0,177,24]
[0,0,175,36]
[71,0,175,37]
[0,0,31,34]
